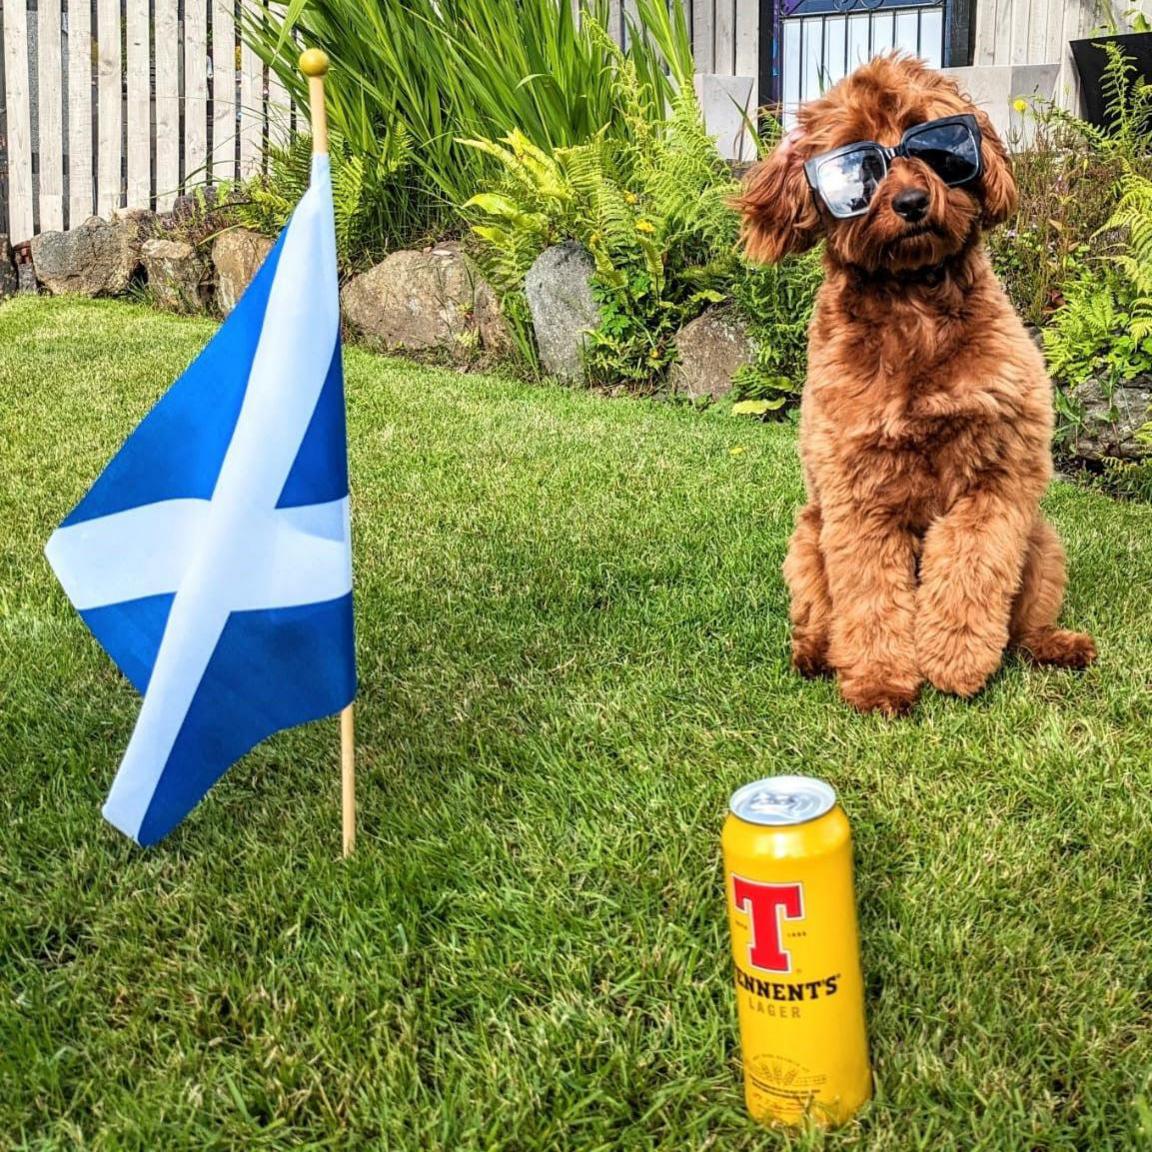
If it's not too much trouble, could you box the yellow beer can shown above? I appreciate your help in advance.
[722,775,872,1128]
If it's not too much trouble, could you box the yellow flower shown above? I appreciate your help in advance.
[1013,97,1029,114]
[729,446,747,456]
[625,192,639,205]
[636,219,656,234]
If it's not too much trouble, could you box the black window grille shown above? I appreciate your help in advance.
[759,0,976,118]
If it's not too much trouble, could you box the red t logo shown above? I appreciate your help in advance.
[732,877,805,973]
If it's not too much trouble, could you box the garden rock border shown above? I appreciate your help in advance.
[9,213,1152,476]
[0,236,16,298]
[12,215,511,364]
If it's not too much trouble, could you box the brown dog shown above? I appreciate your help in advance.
[737,55,1096,716]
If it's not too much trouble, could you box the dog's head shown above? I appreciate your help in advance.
[737,55,1016,274]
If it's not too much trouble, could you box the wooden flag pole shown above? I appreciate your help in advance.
[300,47,354,858]
[341,703,356,857]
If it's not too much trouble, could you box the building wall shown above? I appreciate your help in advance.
[686,0,1152,155]
[973,0,1152,108]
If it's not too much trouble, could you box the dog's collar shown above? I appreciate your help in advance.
[843,225,982,290]
[846,260,953,288]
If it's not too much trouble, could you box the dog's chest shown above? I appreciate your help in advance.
[817,360,1002,525]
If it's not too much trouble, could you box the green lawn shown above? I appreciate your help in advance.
[2,296,1152,1151]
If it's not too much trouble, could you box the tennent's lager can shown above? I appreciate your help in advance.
[722,775,871,1128]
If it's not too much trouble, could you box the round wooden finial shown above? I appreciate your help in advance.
[299,48,330,77]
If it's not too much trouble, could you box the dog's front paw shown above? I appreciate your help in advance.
[918,624,1005,698]
[791,629,832,679]
[838,671,920,717]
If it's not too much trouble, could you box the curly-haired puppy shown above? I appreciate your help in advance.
[737,55,1096,716]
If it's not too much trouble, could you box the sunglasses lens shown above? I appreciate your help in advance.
[815,148,886,217]
[904,122,980,185]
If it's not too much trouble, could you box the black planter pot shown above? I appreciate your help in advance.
[1070,31,1152,130]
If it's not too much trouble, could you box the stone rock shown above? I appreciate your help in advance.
[212,228,275,315]
[29,217,145,296]
[141,237,212,313]
[473,278,514,356]
[16,251,38,294]
[110,208,162,252]
[340,244,484,353]
[1066,374,1152,461]
[0,236,16,298]
[112,206,160,230]
[170,194,202,224]
[669,309,753,400]
[524,243,600,382]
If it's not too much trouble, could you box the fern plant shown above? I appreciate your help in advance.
[227,127,433,269]
[1110,171,1152,339]
[1045,171,1152,440]
[731,250,824,409]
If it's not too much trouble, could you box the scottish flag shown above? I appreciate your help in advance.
[45,154,355,846]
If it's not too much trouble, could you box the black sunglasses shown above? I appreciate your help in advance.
[803,114,984,219]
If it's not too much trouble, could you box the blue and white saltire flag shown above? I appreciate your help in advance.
[45,154,355,846]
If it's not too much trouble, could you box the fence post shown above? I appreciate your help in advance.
[2,0,34,241]
[185,0,209,187]
[126,0,151,208]
[39,0,65,230]
[212,0,237,185]
[96,0,123,218]
[155,0,180,210]
[67,0,94,226]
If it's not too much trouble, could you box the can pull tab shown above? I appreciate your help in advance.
[751,791,802,814]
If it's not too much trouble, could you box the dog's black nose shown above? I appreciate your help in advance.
[892,187,930,222]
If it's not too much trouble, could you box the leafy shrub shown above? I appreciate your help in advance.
[226,130,429,268]
[463,40,741,388]
[988,43,1152,328]
[730,250,823,411]
[1044,271,1152,393]
[1044,171,1152,406]
[981,41,1152,479]
[1099,455,1152,500]
[987,119,1121,327]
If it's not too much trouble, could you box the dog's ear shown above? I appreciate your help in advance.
[735,129,822,264]
[974,109,1017,228]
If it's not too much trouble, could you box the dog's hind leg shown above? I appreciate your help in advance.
[783,504,833,678]
[1010,517,1097,669]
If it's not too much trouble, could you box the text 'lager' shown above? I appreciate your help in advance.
[722,775,871,1127]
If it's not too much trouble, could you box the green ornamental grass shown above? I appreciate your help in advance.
[243,0,694,213]
[4,297,1152,1150]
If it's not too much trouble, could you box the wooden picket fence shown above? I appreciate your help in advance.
[0,0,296,245]
[0,0,762,247]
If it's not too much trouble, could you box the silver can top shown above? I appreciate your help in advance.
[729,776,837,826]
